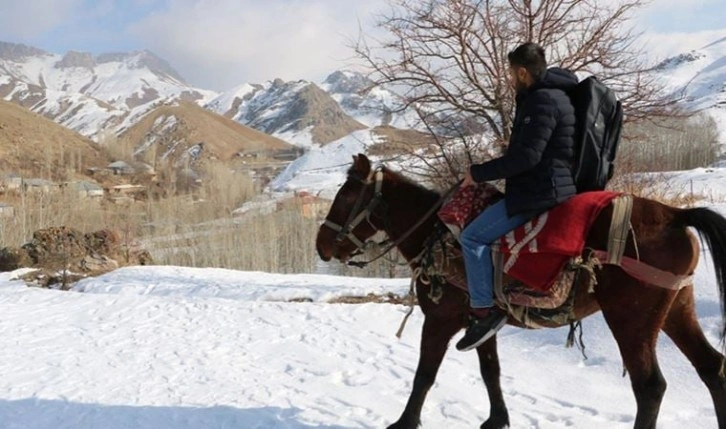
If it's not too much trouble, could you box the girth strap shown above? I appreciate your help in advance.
[607,195,633,265]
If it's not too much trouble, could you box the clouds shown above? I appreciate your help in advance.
[638,0,726,32]
[0,0,723,91]
[640,28,726,61]
[0,0,85,40]
[128,0,387,90]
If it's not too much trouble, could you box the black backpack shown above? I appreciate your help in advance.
[568,76,623,192]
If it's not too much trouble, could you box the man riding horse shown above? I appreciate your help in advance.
[457,42,579,351]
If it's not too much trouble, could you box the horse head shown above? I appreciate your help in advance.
[316,154,388,263]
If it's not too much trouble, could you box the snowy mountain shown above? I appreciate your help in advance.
[0,42,217,140]
[653,33,726,142]
[268,129,383,197]
[319,70,419,129]
[0,41,423,153]
[267,126,432,198]
[5,32,726,168]
[207,70,421,148]
[206,77,367,147]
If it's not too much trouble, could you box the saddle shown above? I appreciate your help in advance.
[421,184,692,329]
[434,184,622,327]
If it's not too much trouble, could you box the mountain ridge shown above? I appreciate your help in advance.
[1,34,724,155]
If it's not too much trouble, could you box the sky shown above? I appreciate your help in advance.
[0,0,724,91]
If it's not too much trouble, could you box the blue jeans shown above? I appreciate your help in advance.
[460,200,530,308]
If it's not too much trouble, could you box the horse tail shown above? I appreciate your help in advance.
[673,207,726,343]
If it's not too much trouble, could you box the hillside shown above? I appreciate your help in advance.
[653,32,726,142]
[0,100,110,179]
[268,125,433,197]
[319,70,419,130]
[117,101,294,164]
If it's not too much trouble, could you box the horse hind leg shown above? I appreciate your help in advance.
[596,269,675,429]
[662,285,726,428]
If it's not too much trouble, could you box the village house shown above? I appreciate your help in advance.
[23,178,59,194]
[85,167,109,177]
[107,161,135,175]
[65,180,104,198]
[110,184,146,195]
[272,148,304,162]
[0,202,14,218]
[276,191,330,220]
[0,174,22,193]
[298,193,330,219]
[106,184,146,204]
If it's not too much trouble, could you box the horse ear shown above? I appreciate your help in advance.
[350,153,372,180]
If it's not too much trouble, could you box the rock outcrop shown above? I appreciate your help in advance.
[0,226,152,288]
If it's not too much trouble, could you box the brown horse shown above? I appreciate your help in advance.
[315,154,726,429]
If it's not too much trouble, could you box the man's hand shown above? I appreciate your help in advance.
[462,167,476,187]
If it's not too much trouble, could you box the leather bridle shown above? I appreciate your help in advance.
[321,167,459,268]
[323,168,386,255]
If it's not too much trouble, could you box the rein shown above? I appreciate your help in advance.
[347,189,452,268]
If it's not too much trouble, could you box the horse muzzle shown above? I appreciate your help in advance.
[316,227,334,262]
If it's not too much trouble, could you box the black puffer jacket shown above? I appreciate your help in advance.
[471,67,578,216]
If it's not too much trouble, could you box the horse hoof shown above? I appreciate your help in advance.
[386,419,419,429]
[481,416,510,429]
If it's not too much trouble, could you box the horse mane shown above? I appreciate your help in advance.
[346,164,441,199]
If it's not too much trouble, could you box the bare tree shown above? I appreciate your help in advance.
[356,0,679,184]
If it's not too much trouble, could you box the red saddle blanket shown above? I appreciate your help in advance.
[439,185,619,292]
[498,191,619,291]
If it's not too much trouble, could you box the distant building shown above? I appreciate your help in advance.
[0,202,14,217]
[277,192,330,219]
[108,161,135,175]
[66,180,104,198]
[299,194,330,219]
[238,151,262,159]
[110,184,146,195]
[1,174,22,192]
[272,148,304,161]
[85,167,108,177]
[23,178,58,194]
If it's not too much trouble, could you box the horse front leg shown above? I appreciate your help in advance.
[476,335,510,429]
[387,315,461,429]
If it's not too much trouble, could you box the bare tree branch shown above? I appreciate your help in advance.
[353,0,682,181]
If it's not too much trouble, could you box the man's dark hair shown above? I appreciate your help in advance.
[508,43,547,81]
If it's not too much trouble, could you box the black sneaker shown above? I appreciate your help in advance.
[455,308,507,351]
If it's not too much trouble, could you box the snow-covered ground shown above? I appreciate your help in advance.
[0,247,722,428]
[654,167,726,202]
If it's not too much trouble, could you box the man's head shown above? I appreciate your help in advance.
[508,42,547,91]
